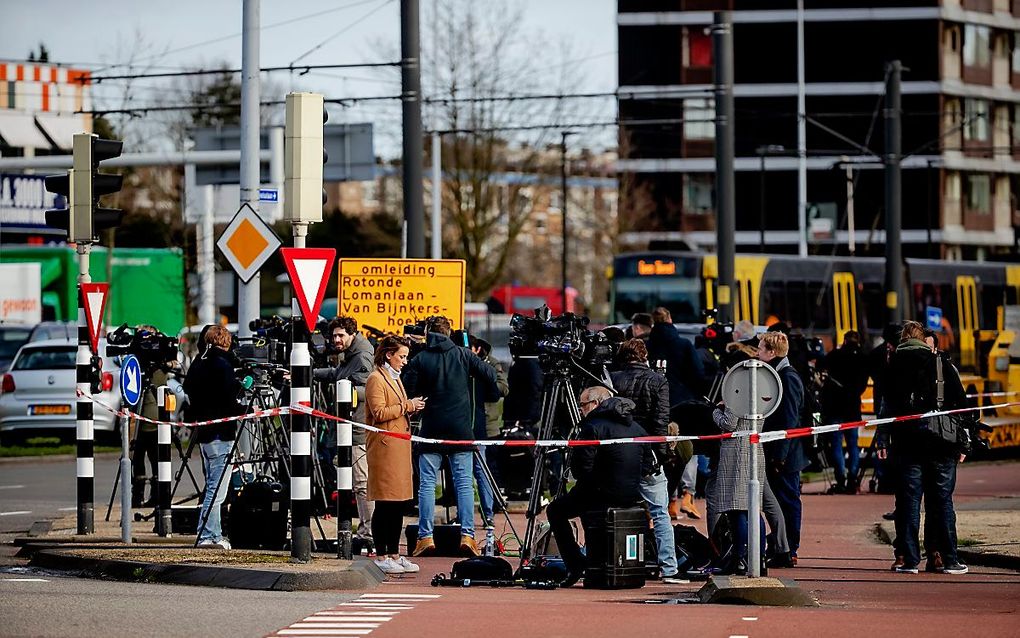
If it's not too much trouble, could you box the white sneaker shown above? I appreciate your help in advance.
[397,556,420,573]
[215,538,232,550]
[197,539,218,548]
[374,558,405,574]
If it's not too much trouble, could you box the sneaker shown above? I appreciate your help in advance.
[396,556,420,573]
[925,551,944,573]
[215,538,231,550]
[894,564,919,574]
[460,535,480,557]
[412,537,436,557]
[941,562,969,575]
[197,539,218,548]
[882,511,896,521]
[374,558,406,574]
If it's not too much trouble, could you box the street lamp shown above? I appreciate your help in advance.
[756,144,785,253]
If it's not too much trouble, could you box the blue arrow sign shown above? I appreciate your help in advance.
[120,355,143,407]
[925,306,943,332]
[259,188,279,202]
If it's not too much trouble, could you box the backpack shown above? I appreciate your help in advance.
[449,555,514,582]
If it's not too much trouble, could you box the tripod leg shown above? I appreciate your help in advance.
[520,379,561,566]
[193,436,240,547]
[474,448,521,549]
[104,459,122,522]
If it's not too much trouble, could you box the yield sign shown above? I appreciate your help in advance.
[80,282,109,354]
[280,247,336,332]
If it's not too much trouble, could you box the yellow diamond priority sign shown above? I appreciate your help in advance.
[216,203,282,283]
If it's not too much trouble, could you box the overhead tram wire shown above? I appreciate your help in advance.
[85,62,401,84]
[289,0,396,67]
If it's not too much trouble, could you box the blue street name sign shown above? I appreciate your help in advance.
[120,355,143,407]
[925,306,943,332]
[259,188,279,203]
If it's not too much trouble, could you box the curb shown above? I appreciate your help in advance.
[873,521,1020,572]
[0,452,121,465]
[25,547,385,591]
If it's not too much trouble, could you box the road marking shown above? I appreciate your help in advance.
[57,507,77,511]
[0,511,31,516]
[729,635,750,638]
[2,578,49,582]
[269,593,439,637]
[0,484,25,489]
[743,617,759,621]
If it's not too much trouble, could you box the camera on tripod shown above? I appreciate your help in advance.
[508,306,616,371]
[106,324,180,373]
[402,316,469,354]
[240,315,329,367]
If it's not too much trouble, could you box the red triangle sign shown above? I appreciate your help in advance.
[80,283,110,354]
[280,247,336,332]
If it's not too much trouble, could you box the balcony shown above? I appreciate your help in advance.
[964,0,993,12]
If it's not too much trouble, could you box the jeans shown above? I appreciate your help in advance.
[768,468,803,556]
[418,451,475,539]
[894,453,959,567]
[640,468,678,576]
[198,439,233,543]
[353,444,374,539]
[829,428,860,484]
[473,448,495,523]
[762,477,790,555]
[727,510,767,564]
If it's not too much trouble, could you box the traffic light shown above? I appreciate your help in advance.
[284,92,325,223]
[88,354,103,394]
[45,133,124,243]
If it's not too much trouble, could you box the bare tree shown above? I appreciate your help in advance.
[425,0,599,300]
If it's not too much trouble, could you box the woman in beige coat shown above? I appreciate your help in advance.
[365,336,425,574]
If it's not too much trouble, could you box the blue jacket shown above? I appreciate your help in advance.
[762,357,809,472]
[402,332,498,446]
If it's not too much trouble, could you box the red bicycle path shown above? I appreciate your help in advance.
[282,461,1020,638]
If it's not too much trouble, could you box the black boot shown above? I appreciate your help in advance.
[131,478,146,509]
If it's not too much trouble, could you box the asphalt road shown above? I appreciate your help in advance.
[0,569,359,638]
[0,455,123,534]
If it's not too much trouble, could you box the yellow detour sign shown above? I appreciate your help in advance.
[337,259,466,334]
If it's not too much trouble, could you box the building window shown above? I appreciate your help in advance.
[1013,32,1020,74]
[682,174,714,215]
[687,30,711,68]
[964,98,990,141]
[963,24,991,68]
[1014,104,1020,148]
[965,173,991,214]
[683,98,714,141]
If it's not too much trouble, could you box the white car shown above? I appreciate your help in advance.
[0,338,123,445]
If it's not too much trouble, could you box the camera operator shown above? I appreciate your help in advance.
[402,316,498,557]
[314,316,376,550]
[609,338,679,580]
[546,386,653,587]
[131,325,179,509]
[183,324,244,549]
[469,335,508,526]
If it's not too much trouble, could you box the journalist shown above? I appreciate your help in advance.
[818,330,870,494]
[402,316,498,557]
[183,324,244,549]
[130,325,169,509]
[877,320,970,575]
[610,338,679,579]
[365,336,425,575]
[546,386,652,587]
[314,316,376,550]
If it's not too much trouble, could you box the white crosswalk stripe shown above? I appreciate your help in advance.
[268,593,439,637]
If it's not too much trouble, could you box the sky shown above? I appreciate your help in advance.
[0,0,619,156]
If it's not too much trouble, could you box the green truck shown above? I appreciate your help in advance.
[0,245,186,336]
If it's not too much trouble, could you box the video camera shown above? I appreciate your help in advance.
[106,324,180,373]
[508,306,617,371]
[239,315,329,367]
[403,316,470,357]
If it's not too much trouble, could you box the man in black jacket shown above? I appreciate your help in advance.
[759,331,807,564]
[546,387,653,587]
[876,321,970,575]
[642,307,705,405]
[183,325,244,549]
[610,338,678,578]
[818,330,870,493]
[314,316,376,548]
[402,316,498,557]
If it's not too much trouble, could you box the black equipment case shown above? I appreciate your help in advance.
[583,506,647,589]
[228,480,288,550]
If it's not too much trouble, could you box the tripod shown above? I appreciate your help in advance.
[517,358,611,568]
[473,446,521,553]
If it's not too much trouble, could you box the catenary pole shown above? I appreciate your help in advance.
[238,0,261,337]
[796,0,808,258]
[401,0,425,258]
[713,12,736,324]
[884,61,903,325]
[560,131,571,313]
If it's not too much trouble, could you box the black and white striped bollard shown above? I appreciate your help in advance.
[75,286,94,534]
[336,379,353,559]
[290,337,313,562]
[156,386,174,537]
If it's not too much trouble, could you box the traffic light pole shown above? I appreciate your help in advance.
[75,243,95,535]
[401,0,425,258]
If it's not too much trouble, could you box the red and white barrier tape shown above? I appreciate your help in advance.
[78,388,1017,448]
[861,390,1017,404]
